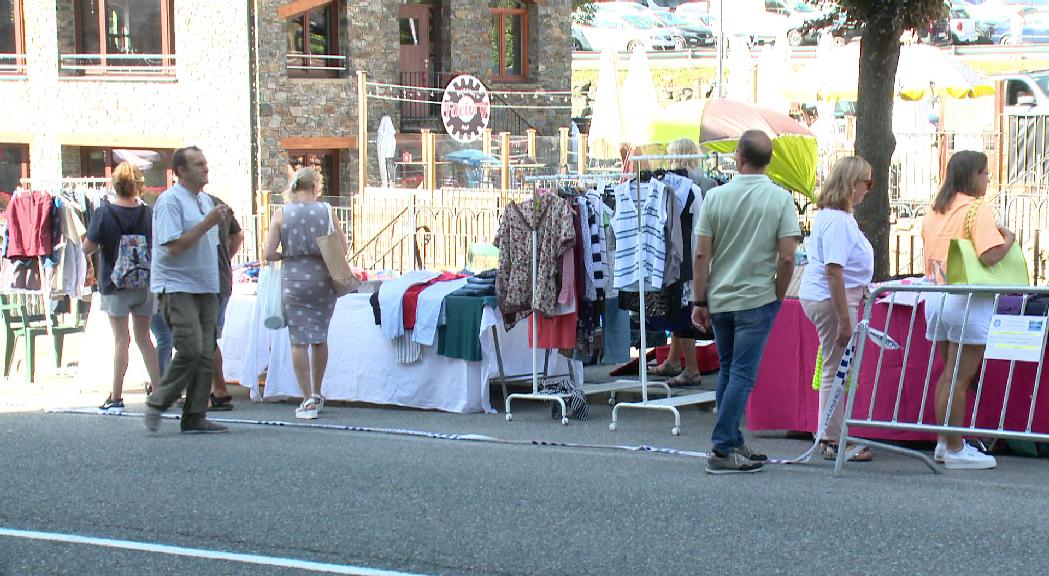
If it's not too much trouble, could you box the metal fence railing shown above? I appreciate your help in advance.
[834,284,1049,476]
[0,54,27,75]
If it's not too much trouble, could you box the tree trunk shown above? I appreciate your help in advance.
[853,16,902,282]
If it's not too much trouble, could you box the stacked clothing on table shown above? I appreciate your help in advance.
[369,269,507,363]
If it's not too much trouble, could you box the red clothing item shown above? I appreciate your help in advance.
[528,311,577,349]
[402,272,464,330]
[4,190,53,258]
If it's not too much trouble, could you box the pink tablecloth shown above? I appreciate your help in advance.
[747,299,1049,441]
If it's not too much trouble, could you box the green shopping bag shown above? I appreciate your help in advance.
[946,199,1029,286]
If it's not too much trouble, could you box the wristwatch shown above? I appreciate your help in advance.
[691,300,708,308]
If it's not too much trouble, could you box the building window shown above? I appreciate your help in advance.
[0,0,26,75]
[79,147,173,193]
[285,2,343,78]
[62,0,176,76]
[287,150,338,195]
[0,143,29,194]
[490,0,528,82]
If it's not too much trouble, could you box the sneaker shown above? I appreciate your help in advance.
[734,444,769,463]
[706,450,764,475]
[943,443,997,470]
[144,406,162,432]
[180,418,229,434]
[208,394,234,412]
[934,441,946,463]
[99,397,125,413]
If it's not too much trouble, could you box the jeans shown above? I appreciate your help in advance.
[151,310,173,376]
[710,300,781,454]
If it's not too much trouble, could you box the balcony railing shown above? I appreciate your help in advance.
[0,54,27,76]
[59,53,176,76]
[286,53,347,74]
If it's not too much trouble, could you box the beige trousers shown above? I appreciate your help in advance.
[801,286,867,441]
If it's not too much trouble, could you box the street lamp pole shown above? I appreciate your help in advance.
[716,0,725,98]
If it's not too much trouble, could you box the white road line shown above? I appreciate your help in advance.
[0,528,431,576]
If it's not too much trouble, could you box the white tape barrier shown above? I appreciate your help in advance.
[784,321,900,464]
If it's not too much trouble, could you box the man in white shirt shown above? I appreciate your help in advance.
[144,146,230,434]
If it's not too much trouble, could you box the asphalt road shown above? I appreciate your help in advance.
[1,392,1048,576]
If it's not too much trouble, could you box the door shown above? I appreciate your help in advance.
[399,4,433,119]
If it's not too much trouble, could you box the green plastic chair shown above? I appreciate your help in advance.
[0,294,85,384]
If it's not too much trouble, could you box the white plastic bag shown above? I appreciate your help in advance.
[258,263,286,329]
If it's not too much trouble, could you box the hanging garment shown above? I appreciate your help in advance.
[584,193,608,297]
[4,190,53,258]
[495,194,575,330]
[575,198,597,302]
[378,270,441,339]
[611,180,668,292]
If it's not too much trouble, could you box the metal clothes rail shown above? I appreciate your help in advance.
[603,154,717,436]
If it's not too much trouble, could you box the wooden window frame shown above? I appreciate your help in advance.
[286,148,340,196]
[283,1,342,79]
[490,3,528,83]
[69,0,175,76]
[0,0,26,75]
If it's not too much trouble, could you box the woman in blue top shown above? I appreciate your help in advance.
[798,156,875,461]
[83,162,162,413]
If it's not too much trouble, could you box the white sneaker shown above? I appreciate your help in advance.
[943,443,997,470]
[934,441,945,463]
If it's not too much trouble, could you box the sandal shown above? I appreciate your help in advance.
[295,397,319,420]
[821,441,873,462]
[208,393,234,412]
[649,363,682,377]
[666,371,703,387]
[312,394,325,414]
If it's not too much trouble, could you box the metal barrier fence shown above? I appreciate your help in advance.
[834,284,1049,476]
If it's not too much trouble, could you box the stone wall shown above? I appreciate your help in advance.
[256,0,403,197]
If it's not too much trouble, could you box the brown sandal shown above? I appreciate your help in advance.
[649,363,682,377]
[666,371,703,387]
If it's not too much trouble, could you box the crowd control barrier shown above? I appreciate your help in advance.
[833,284,1049,476]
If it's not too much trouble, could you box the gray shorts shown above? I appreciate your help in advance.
[101,288,157,318]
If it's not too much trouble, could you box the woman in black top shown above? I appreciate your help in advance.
[83,162,162,412]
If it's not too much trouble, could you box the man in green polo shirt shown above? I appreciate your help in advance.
[692,130,800,474]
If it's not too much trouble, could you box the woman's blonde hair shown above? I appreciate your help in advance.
[667,138,700,171]
[285,167,321,201]
[818,156,870,211]
[112,162,144,199]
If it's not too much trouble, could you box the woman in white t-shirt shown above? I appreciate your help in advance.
[798,156,875,461]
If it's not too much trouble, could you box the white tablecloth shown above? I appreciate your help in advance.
[224,292,579,414]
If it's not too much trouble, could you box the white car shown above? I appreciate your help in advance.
[574,11,677,52]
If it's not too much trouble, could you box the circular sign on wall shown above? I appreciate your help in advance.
[441,74,491,143]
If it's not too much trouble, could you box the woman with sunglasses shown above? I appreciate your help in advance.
[798,156,875,461]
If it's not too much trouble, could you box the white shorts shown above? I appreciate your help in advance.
[924,292,994,345]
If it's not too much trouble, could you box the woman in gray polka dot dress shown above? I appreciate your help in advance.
[263,167,348,419]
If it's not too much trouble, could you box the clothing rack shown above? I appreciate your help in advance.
[503,174,577,424]
[602,153,716,436]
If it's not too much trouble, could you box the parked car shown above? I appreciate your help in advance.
[573,11,677,52]
[650,11,716,47]
[786,13,861,46]
[926,7,981,44]
[999,70,1049,114]
[991,10,1049,44]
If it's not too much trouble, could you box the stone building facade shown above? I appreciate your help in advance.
[254,0,573,198]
